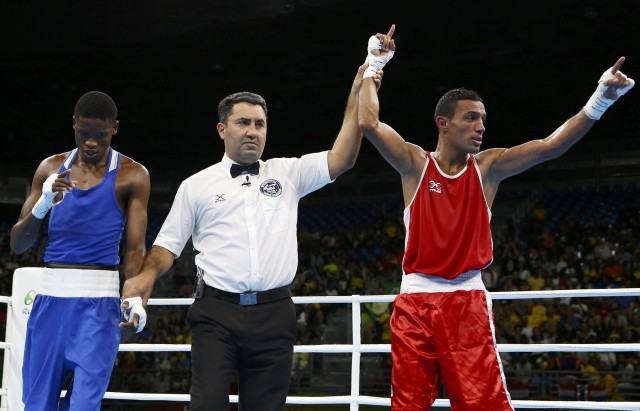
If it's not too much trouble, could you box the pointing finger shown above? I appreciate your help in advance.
[387,24,395,38]
[611,56,625,74]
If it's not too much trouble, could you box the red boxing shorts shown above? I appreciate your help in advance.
[390,290,513,411]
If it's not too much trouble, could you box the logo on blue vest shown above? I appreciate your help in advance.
[260,179,282,197]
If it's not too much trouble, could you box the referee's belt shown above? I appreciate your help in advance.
[206,285,291,306]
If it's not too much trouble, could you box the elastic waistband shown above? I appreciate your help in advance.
[205,285,291,306]
[45,262,118,271]
[400,270,484,294]
[41,267,120,298]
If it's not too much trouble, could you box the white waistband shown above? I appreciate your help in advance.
[40,268,120,298]
[400,270,485,294]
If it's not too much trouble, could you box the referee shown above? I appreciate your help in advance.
[121,62,383,410]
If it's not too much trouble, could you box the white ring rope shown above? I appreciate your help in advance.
[3,288,640,410]
[119,343,640,354]
[148,287,640,306]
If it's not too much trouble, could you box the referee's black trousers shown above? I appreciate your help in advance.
[186,289,297,411]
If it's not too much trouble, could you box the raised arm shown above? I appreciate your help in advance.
[119,159,151,280]
[10,155,73,254]
[327,60,383,180]
[357,25,421,179]
[479,57,635,192]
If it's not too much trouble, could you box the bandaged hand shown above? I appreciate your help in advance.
[32,173,65,219]
[584,57,635,120]
[121,296,147,333]
[364,24,396,78]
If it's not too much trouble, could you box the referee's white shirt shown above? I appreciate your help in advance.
[154,152,332,293]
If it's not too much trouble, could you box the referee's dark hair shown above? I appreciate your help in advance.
[218,91,268,124]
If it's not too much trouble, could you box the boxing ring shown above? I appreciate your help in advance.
[2,268,640,410]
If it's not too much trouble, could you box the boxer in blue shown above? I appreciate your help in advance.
[11,91,150,410]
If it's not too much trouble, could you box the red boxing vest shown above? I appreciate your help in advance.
[402,152,493,279]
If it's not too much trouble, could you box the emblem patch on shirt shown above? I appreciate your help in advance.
[429,180,442,193]
[214,194,226,203]
[260,179,282,197]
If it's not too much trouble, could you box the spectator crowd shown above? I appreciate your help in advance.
[1,183,639,404]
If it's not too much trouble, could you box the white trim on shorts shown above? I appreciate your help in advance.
[400,270,485,293]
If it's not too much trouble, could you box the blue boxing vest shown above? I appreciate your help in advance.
[44,148,125,265]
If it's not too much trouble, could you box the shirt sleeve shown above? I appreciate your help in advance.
[153,179,195,257]
[296,150,332,198]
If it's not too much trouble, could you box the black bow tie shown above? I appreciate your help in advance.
[230,162,260,178]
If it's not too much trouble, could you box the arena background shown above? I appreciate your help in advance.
[1,0,639,410]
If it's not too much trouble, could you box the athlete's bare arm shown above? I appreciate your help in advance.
[477,57,634,207]
[117,157,151,280]
[10,154,71,254]
[358,25,428,205]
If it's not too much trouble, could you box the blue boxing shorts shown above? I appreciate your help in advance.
[22,268,121,411]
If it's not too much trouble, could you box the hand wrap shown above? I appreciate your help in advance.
[364,35,394,78]
[32,173,63,219]
[121,296,147,333]
[584,67,635,120]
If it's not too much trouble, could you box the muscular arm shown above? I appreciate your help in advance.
[479,57,634,207]
[120,160,151,279]
[10,155,66,254]
[480,109,596,184]
[358,76,416,177]
[358,76,426,205]
[357,25,425,202]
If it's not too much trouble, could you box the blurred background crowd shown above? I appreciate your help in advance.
[1,181,639,409]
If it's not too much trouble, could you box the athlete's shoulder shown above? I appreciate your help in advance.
[407,143,426,156]
[118,153,147,170]
[38,151,72,172]
[117,153,150,182]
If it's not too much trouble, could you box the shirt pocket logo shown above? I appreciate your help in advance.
[260,179,282,197]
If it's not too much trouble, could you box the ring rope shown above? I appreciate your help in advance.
[148,288,640,307]
[3,288,640,410]
[118,342,640,354]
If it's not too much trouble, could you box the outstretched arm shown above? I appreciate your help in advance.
[480,57,635,188]
[358,25,421,179]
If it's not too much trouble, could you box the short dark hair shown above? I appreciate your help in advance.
[217,92,267,124]
[74,91,118,123]
[434,88,482,120]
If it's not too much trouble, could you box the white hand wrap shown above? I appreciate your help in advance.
[364,35,394,78]
[121,296,147,333]
[31,173,62,219]
[584,67,635,120]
